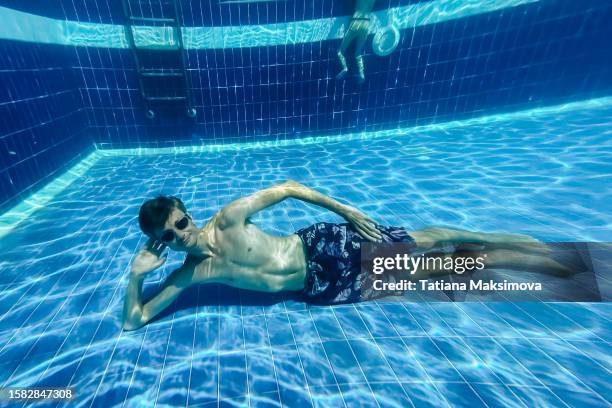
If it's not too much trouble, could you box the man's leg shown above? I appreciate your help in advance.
[409,226,550,254]
[407,247,573,278]
[479,248,573,276]
[407,227,578,276]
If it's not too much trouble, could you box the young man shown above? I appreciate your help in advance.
[122,180,567,331]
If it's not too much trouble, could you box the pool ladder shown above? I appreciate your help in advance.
[121,0,195,119]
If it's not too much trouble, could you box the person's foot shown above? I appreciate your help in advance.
[336,68,348,79]
[358,71,365,83]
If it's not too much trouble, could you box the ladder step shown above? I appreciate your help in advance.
[129,16,176,23]
[140,69,184,77]
[145,96,187,101]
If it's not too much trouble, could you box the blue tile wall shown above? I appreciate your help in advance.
[83,0,612,148]
[0,0,120,24]
[0,41,91,211]
[0,0,419,25]
[1,0,612,203]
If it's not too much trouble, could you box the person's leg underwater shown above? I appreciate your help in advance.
[337,20,370,82]
[410,226,549,253]
[408,226,574,276]
[336,25,358,79]
[353,26,369,83]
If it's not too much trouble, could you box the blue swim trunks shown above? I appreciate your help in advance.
[295,222,416,305]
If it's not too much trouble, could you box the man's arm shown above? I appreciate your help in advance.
[218,180,382,241]
[122,273,146,330]
[122,239,194,331]
[122,265,192,331]
[218,180,346,227]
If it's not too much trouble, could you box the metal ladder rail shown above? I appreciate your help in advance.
[171,0,194,116]
[121,0,194,118]
[122,0,151,116]
[135,5,188,104]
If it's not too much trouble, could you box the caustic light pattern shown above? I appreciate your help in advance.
[0,95,610,407]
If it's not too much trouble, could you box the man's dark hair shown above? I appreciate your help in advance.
[138,195,187,237]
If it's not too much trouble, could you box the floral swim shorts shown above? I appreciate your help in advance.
[295,222,416,305]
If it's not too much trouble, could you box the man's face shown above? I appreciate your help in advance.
[153,207,199,251]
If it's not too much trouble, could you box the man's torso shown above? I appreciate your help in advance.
[184,217,307,293]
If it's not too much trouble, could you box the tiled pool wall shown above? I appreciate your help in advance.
[0,40,92,212]
[76,0,612,147]
[1,0,612,212]
[0,0,362,25]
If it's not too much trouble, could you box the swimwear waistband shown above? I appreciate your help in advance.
[351,17,370,21]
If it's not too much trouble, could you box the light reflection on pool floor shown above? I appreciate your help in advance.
[0,99,610,407]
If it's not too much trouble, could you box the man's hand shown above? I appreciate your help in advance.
[340,205,383,242]
[130,238,167,276]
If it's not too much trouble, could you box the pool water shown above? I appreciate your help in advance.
[0,98,610,407]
